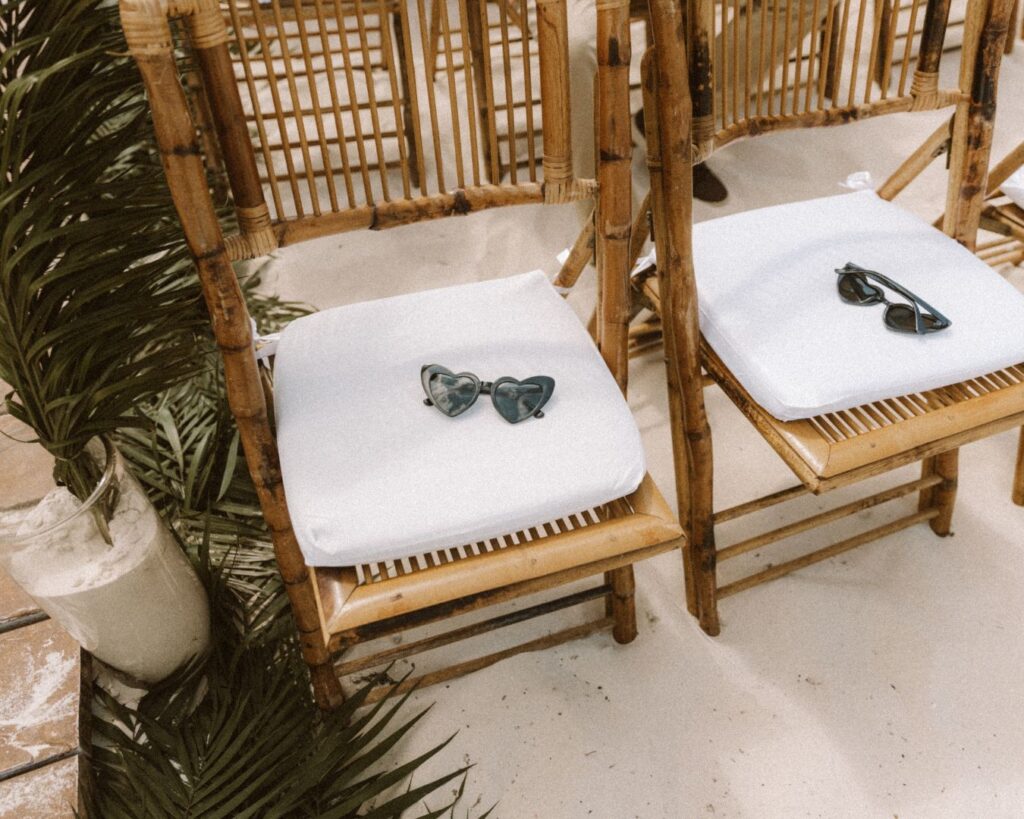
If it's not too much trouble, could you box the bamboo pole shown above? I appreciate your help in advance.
[920,449,958,534]
[911,0,952,104]
[641,50,696,615]
[986,139,1024,194]
[1013,430,1024,506]
[943,0,1015,248]
[647,0,720,634]
[876,117,951,200]
[714,484,809,523]
[119,0,344,710]
[189,19,278,257]
[594,0,638,638]
[595,0,633,392]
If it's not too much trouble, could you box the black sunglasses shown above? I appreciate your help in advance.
[421,364,555,424]
[835,262,952,334]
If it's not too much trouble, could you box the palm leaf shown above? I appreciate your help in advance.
[0,0,207,495]
[4,2,487,814]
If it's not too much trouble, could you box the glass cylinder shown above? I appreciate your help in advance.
[0,437,210,684]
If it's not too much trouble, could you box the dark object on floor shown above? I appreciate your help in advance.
[634,108,728,202]
[693,163,729,203]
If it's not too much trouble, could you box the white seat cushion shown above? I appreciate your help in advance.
[690,190,1024,420]
[273,271,646,567]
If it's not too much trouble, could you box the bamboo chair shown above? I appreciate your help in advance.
[974,142,1024,508]
[827,129,1024,503]
[120,0,683,709]
[637,0,1022,635]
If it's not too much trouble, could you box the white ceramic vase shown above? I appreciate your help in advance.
[0,438,210,684]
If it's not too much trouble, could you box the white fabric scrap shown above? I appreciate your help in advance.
[840,171,876,191]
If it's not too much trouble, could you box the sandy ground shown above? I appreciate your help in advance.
[258,34,1024,819]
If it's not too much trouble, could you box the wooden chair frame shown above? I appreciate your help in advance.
[120,0,683,709]
[883,131,1024,508]
[638,0,1019,634]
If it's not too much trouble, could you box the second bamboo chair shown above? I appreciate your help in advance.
[639,0,1024,634]
[121,0,682,708]
[881,130,1024,507]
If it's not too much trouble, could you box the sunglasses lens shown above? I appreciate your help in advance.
[838,273,885,305]
[492,378,551,423]
[428,372,480,416]
[883,303,947,334]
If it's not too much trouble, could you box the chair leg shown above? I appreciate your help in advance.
[309,658,346,711]
[692,517,720,635]
[919,449,959,535]
[607,566,638,643]
[1013,428,1024,506]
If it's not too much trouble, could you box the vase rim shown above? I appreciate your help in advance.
[1,436,119,546]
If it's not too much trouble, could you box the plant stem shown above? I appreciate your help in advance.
[54,448,115,546]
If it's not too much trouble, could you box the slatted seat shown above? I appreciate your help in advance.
[636,276,1024,491]
[703,348,1024,489]
[315,476,675,630]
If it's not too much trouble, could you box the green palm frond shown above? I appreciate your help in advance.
[5,2,489,814]
[91,559,471,818]
[0,0,207,496]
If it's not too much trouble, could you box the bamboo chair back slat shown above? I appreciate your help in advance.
[685,0,977,159]
[184,0,591,259]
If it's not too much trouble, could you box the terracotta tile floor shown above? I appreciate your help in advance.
[1,396,84,818]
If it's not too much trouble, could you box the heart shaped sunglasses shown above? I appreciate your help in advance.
[421,364,555,424]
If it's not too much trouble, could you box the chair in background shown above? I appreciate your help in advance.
[875,0,1021,94]
[637,0,1022,634]
[881,130,1024,509]
[121,0,683,708]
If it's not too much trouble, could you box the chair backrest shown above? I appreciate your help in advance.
[681,0,1004,168]
[123,0,610,260]
[120,0,634,666]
